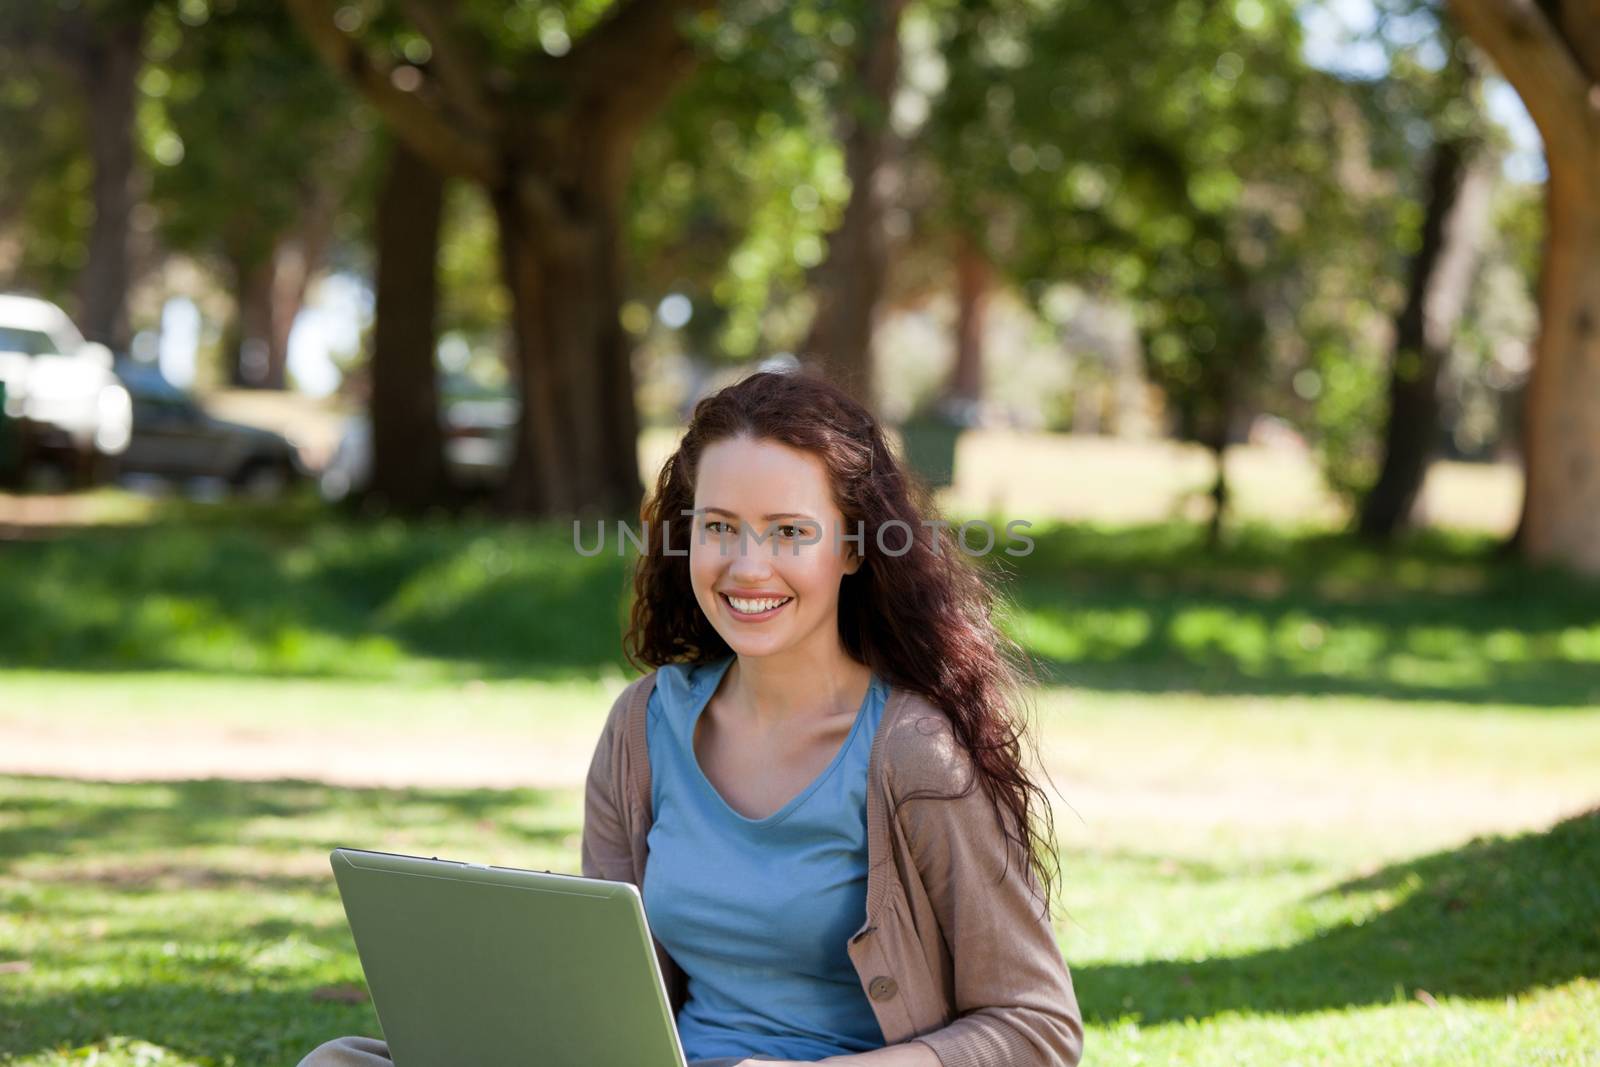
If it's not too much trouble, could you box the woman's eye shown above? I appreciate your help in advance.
[778,524,802,539]
[705,520,731,534]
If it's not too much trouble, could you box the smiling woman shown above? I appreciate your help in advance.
[614,368,1083,1066]
[687,436,866,686]
[294,368,1082,1067]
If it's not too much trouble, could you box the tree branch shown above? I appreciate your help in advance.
[562,0,715,140]
[1554,0,1600,85]
[397,0,499,133]
[1446,0,1597,165]
[0,6,94,71]
[283,0,497,184]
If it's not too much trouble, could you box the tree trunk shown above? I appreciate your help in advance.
[270,176,340,386]
[1446,0,1600,574]
[368,137,448,513]
[225,251,281,389]
[222,184,337,392]
[1204,429,1229,551]
[283,0,705,518]
[798,0,908,409]
[946,232,988,408]
[1200,253,1263,550]
[1359,135,1494,540]
[491,159,643,520]
[75,15,143,353]
[1519,165,1600,572]
[1199,355,1238,552]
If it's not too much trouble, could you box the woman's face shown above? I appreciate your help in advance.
[689,434,861,659]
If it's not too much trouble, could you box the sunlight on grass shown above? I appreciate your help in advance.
[3,501,1598,1064]
[3,510,1597,706]
[1,777,1594,1066]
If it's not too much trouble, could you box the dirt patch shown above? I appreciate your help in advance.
[0,492,103,538]
[4,715,1592,853]
[20,855,332,892]
[0,721,598,790]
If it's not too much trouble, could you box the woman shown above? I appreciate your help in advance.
[300,369,1083,1066]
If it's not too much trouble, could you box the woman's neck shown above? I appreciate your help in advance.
[720,647,873,730]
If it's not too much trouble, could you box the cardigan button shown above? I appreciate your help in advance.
[868,976,898,1001]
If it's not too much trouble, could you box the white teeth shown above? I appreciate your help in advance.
[727,595,791,614]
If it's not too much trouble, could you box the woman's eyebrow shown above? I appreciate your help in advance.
[697,507,816,521]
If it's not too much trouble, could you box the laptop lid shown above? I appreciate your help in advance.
[329,846,687,1067]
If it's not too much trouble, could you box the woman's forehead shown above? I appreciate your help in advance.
[694,438,838,515]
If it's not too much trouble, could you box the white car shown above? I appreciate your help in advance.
[0,293,133,481]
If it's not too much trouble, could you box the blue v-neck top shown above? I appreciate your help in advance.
[641,654,890,1062]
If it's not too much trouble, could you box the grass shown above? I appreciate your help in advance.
[0,775,1595,1066]
[1,495,1597,706]
[2,496,1598,1065]
[999,520,1600,707]
[0,776,581,1066]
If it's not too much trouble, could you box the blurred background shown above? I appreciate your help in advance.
[0,1,1596,1064]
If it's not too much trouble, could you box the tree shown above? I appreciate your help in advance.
[149,0,362,389]
[1448,0,1600,574]
[285,0,713,519]
[368,134,448,513]
[0,0,153,352]
[622,2,870,377]
[0,38,89,301]
[1255,3,1539,531]
[945,230,991,413]
[796,0,909,408]
[75,8,143,353]
[927,0,1329,546]
[1358,67,1495,539]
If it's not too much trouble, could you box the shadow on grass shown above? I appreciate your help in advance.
[999,523,1600,708]
[1076,805,1600,1025]
[0,983,384,1067]
[1091,847,1324,884]
[0,774,580,1063]
[0,776,572,877]
[0,514,635,683]
[1,777,1595,1062]
[0,771,601,1062]
[1,511,1597,704]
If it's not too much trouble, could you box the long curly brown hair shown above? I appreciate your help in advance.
[624,368,1065,919]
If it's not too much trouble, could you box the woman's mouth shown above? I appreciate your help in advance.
[720,592,793,621]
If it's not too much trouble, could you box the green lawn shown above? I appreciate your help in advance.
[2,501,1598,1065]
[1,773,1595,1066]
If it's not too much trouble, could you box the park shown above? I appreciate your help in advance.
[2,1,1598,1065]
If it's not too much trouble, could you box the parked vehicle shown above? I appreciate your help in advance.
[0,293,132,484]
[112,359,306,497]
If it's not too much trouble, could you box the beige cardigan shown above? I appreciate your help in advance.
[580,670,1085,1067]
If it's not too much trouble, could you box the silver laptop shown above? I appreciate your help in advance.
[328,846,688,1067]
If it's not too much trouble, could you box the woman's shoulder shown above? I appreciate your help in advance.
[597,668,661,742]
[876,687,1035,874]
[600,657,722,730]
[649,656,730,715]
[608,667,658,708]
[875,686,977,797]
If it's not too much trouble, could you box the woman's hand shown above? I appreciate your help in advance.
[729,1045,940,1065]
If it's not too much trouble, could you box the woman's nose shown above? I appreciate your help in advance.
[726,541,774,578]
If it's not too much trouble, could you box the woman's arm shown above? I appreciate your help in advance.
[877,740,1086,1067]
[737,1044,941,1066]
[579,679,638,882]
[819,1042,943,1065]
